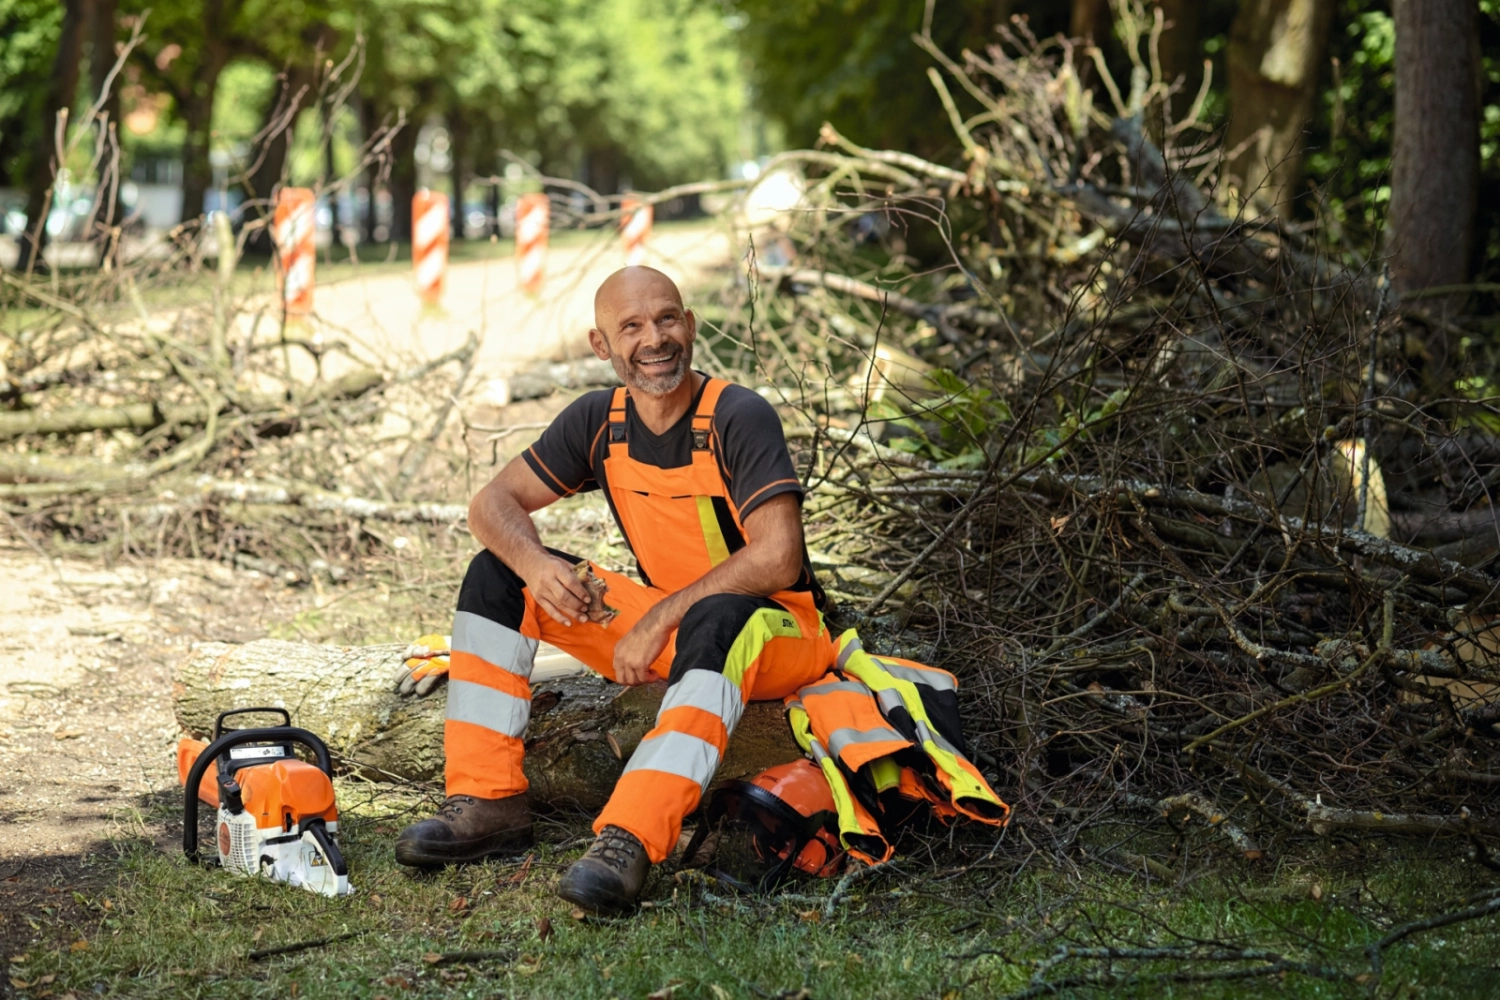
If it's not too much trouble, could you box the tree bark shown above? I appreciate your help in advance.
[1389,0,1481,340]
[174,640,803,810]
[1225,0,1336,218]
[19,0,89,273]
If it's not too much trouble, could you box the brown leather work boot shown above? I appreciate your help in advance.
[394,793,533,868]
[556,825,650,914]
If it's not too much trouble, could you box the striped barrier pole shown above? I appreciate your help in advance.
[515,192,550,296]
[273,187,316,317]
[412,190,450,305]
[620,194,652,266]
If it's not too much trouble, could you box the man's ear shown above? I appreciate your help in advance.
[684,308,698,344]
[587,327,612,360]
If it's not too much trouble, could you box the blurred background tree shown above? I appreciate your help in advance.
[1,0,1497,302]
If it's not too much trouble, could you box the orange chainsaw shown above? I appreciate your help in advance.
[178,708,351,897]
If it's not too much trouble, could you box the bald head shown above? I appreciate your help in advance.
[588,266,696,397]
[593,266,684,331]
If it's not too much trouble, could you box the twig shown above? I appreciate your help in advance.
[248,930,365,961]
[823,859,899,919]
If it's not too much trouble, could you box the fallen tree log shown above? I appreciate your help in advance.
[0,368,385,440]
[174,640,803,812]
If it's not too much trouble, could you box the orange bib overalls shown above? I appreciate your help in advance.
[444,378,832,861]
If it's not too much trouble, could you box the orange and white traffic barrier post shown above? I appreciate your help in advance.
[620,194,652,266]
[515,192,549,296]
[273,187,316,317]
[412,190,450,305]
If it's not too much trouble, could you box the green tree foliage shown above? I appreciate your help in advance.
[0,0,64,187]
[724,1,1074,156]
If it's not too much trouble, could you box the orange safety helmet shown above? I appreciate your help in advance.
[684,759,846,891]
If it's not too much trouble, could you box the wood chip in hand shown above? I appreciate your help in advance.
[573,561,618,625]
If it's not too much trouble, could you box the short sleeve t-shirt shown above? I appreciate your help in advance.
[523,375,823,602]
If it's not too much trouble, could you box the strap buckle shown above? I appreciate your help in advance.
[691,428,710,451]
[610,423,627,443]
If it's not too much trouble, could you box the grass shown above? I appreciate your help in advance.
[11,783,1500,1000]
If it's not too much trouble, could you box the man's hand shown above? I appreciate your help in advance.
[522,553,591,627]
[612,608,673,685]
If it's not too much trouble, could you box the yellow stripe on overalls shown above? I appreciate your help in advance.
[695,495,732,567]
[834,629,1008,823]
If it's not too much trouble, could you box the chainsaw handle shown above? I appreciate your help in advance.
[213,707,292,740]
[183,726,334,863]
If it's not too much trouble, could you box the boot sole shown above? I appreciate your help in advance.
[395,829,534,869]
[555,873,637,915]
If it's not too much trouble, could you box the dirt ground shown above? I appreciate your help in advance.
[0,544,321,956]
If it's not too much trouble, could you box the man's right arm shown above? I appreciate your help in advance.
[468,456,591,627]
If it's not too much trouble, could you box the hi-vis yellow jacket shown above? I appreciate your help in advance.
[784,629,1009,865]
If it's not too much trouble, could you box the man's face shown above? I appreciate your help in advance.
[591,281,696,396]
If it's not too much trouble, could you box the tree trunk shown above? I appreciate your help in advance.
[1390,0,1481,344]
[243,61,317,254]
[178,10,230,226]
[174,640,803,811]
[19,0,89,273]
[1157,0,1203,123]
[1225,0,1336,218]
[358,94,380,241]
[1068,0,1109,85]
[388,116,418,244]
[448,106,468,241]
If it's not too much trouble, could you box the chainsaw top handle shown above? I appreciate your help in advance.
[183,725,334,863]
[213,707,292,740]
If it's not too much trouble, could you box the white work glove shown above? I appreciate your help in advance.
[392,634,451,697]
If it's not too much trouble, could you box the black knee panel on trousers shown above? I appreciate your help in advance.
[668,593,785,685]
[456,547,580,629]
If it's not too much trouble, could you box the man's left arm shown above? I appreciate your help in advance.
[611,493,803,684]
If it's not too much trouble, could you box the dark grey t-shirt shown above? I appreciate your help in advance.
[523,375,822,601]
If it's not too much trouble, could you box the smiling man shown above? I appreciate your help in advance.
[392,265,829,914]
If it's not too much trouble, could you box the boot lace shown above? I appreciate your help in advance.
[585,826,642,872]
[437,795,476,819]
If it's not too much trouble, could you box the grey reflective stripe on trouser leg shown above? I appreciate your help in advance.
[798,679,873,699]
[451,610,539,678]
[876,687,904,715]
[660,669,745,734]
[623,730,721,792]
[446,679,531,737]
[915,717,961,756]
[872,656,957,692]
[826,724,909,761]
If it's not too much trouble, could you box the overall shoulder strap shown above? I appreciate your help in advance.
[691,378,729,452]
[607,387,629,450]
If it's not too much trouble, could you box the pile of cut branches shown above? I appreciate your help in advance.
[0,237,495,582]
[702,2,1500,863]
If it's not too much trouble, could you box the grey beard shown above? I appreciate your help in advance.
[611,345,691,396]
